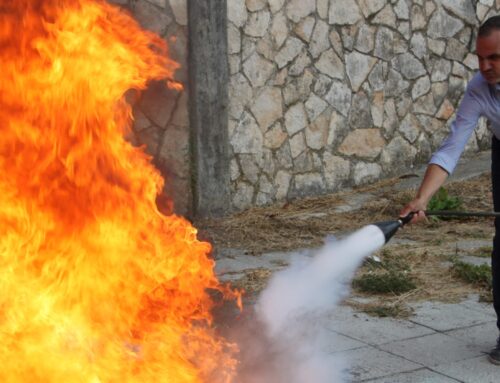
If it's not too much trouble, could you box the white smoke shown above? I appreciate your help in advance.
[235,225,386,383]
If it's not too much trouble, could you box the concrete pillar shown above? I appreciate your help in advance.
[188,0,230,217]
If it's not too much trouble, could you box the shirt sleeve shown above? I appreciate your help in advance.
[429,86,482,174]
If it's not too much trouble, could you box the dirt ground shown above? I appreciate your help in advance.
[198,172,495,317]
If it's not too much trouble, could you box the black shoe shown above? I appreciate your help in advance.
[489,337,500,365]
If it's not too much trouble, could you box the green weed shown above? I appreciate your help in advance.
[451,260,491,289]
[471,246,492,258]
[428,187,463,220]
[353,271,416,295]
[362,303,412,318]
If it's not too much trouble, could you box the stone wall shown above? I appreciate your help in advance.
[227,0,498,211]
[110,0,191,215]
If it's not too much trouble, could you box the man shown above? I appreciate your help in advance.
[400,15,500,365]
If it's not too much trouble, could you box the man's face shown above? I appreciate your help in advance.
[477,30,500,84]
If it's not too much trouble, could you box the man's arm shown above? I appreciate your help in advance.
[399,164,449,222]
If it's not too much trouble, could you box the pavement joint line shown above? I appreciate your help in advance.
[371,343,426,368]
[357,367,464,383]
[442,320,498,334]
[324,327,372,347]
[426,366,467,383]
[406,318,497,335]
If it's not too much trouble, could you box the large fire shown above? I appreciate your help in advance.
[0,0,239,381]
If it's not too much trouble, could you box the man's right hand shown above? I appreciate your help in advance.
[399,198,428,224]
[399,164,449,225]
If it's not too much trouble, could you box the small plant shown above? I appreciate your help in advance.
[353,271,416,295]
[362,303,412,318]
[472,246,493,258]
[451,260,492,289]
[427,187,463,219]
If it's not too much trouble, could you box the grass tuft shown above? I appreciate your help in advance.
[428,187,463,221]
[451,260,491,289]
[361,303,412,318]
[471,246,492,258]
[352,271,416,295]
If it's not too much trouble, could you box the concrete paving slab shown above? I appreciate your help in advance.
[379,333,483,367]
[318,328,367,353]
[325,307,435,345]
[215,249,294,278]
[395,151,490,191]
[445,320,499,353]
[457,255,491,266]
[363,368,461,383]
[454,240,492,254]
[433,355,500,383]
[409,301,495,331]
[453,240,492,266]
[459,294,497,317]
[337,345,422,382]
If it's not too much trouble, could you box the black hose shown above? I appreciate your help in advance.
[425,210,500,218]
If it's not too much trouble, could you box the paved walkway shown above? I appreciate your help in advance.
[215,151,500,383]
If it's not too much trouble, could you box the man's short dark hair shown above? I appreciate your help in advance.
[479,15,500,37]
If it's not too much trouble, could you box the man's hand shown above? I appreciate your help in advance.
[399,198,427,224]
[399,164,449,225]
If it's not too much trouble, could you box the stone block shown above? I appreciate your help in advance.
[285,102,308,135]
[394,0,410,19]
[305,94,328,122]
[133,0,172,34]
[323,152,350,189]
[305,110,330,150]
[275,37,304,68]
[349,92,374,129]
[314,49,344,79]
[358,0,386,18]
[246,0,267,12]
[428,7,465,39]
[231,112,263,154]
[228,0,248,27]
[139,81,178,128]
[289,131,306,158]
[264,122,288,149]
[289,51,311,76]
[292,172,325,196]
[239,154,260,184]
[243,52,275,86]
[309,19,330,58]
[328,0,362,25]
[244,9,271,37]
[169,0,187,25]
[251,87,283,130]
[381,135,418,171]
[275,170,292,199]
[353,162,382,185]
[270,11,288,49]
[232,181,254,210]
[355,24,375,54]
[372,4,397,27]
[286,0,316,22]
[269,0,285,13]
[324,81,352,117]
[346,51,377,91]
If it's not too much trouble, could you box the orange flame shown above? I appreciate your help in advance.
[0,0,238,381]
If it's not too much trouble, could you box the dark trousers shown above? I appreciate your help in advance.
[491,136,500,330]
